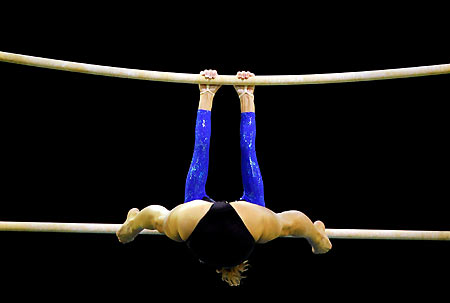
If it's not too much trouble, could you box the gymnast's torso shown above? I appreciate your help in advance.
[162,200,282,244]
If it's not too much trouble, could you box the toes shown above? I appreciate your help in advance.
[312,239,332,254]
[314,220,325,232]
[126,208,140,220]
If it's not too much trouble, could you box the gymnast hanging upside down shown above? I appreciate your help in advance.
[117,70,332,286]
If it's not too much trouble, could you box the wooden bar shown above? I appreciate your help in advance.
[1,51,449,85]
[1,221,449,240]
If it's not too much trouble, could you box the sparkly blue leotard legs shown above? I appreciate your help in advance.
[184,109,265,207]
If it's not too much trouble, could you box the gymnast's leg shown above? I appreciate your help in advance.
[117,206,170,243]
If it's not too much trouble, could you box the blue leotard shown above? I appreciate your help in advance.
[184,109,264,267]
[184,109,265,207]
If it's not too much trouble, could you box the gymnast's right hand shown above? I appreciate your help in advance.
[234,71,255,97]
[199,69,221,95]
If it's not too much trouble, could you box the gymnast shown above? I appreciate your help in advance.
[116,70,332,286]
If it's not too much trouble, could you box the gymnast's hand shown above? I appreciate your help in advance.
[234,71,255,98]
[199,69,221,95]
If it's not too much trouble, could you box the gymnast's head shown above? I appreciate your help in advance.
[186,213,255,286]
[195,256,251,286]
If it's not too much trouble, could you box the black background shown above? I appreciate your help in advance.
[1,5,449,301]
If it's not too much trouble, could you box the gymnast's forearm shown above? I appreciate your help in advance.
[198,93,214,111]
[239,94,255,113]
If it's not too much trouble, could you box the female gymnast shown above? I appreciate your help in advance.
[117,70,332,286]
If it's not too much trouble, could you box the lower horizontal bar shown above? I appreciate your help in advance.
[0,221,449,240]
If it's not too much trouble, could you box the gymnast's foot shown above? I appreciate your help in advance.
[310,220,332,254]
[116,208,143,244]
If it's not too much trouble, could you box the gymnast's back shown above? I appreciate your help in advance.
[162,200,282,244]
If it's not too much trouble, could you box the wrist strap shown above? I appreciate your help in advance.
[239,86,254,98]
[200,84,215,96]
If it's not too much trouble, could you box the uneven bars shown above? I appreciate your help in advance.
[1,51,449,85]
[0,221,449,240]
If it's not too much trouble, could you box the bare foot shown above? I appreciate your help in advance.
[310,220,332,254]
[116,208,143,244]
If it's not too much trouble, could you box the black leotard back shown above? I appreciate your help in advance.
[186,201,255,268]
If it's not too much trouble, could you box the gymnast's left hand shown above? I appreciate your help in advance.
[234,71,255,97]
[199,69,221,95]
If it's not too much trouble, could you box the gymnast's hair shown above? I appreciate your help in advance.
[216,261,250,286]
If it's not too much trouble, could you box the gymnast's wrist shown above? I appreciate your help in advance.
[239,94,254,102]
[200,91,215,100]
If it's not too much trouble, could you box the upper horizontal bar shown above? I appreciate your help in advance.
[1,51,449,85]
[1,221,449,240]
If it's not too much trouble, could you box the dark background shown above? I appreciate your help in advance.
[1,5,449,301]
